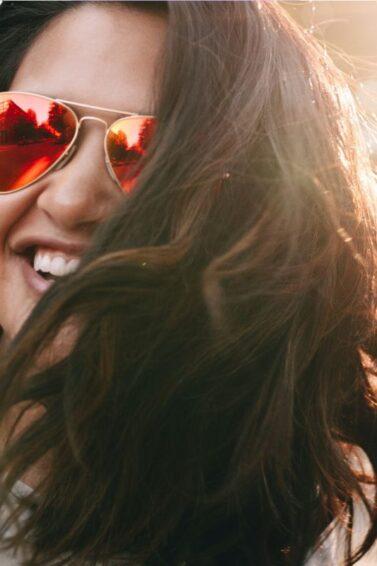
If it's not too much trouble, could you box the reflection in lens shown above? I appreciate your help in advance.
[0,93,76,192]
[106,117,156,193]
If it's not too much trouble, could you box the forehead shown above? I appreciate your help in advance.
[10,4,167,116]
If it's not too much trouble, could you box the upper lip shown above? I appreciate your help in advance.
[11,235,88,258]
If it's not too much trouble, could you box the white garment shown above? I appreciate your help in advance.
[304,496,377,565]
[0,448,374,565]
[305,447,377,566]
[0,480,33,565]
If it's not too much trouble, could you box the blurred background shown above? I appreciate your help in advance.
[283,0,377,166]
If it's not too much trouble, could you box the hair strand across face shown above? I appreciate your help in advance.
[0,1,375,565]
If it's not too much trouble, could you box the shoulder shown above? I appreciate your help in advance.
[305,446,376,566]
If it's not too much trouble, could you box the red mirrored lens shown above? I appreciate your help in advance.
[106,116,156,193]
[0,92,77,192]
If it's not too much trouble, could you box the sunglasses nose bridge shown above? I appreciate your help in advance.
[78,116,109,128]
[54,115,109,172]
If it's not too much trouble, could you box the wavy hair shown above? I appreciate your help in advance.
[0,1,376,565]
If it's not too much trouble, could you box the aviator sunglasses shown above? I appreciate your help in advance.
[0,91,156,194]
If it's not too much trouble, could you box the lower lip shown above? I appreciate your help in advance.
[19,255,54,295]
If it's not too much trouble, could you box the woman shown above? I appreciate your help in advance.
[0,1,375,564]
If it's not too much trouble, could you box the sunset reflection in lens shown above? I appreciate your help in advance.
[106,116,156,193]
[0,93,76,192]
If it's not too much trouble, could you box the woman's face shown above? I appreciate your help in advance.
[0,4,166,343]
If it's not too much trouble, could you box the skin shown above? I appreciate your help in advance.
[0,3,167,487]
[0,3,167,344]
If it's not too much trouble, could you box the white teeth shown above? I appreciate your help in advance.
[67,258,80,272]
[51,257,66,276]
[33,250,80,277]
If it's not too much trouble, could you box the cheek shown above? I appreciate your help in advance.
[0,192,41,341]
[0,193,36,252]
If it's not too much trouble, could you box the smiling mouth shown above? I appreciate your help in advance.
[19,246,81,282]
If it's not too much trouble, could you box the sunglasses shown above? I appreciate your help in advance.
[0,91,156,195]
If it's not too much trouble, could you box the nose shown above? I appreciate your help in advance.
[36,119,122,233]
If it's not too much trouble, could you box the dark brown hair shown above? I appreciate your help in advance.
[0,1,376,564]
